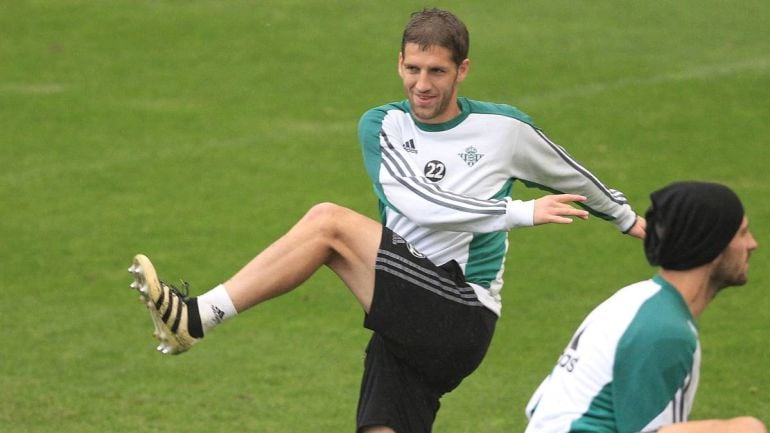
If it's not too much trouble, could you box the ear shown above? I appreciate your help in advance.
[397,52,405,79]
[456,58,470,83]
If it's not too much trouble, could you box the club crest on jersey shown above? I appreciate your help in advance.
[458,146,484,167]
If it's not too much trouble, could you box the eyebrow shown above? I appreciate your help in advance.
[402,62,450,71]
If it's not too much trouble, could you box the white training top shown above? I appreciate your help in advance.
[358,97,638,316]
[525,275,701,433]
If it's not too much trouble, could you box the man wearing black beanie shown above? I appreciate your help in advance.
[644,181,745,273]
[524,181,764,433]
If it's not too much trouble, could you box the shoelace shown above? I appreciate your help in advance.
[160,280,192,301]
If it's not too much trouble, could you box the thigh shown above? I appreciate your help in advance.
[322,204,383,312]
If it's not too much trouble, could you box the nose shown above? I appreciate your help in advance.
[748,232,758,251]
[414,71,431,92]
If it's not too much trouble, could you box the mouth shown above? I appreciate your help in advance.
[413,93,435,106]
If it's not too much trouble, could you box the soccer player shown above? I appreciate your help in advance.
[524,181,765,433]
[128,8,645,433]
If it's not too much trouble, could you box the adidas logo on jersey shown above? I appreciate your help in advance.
[402,139,417,153]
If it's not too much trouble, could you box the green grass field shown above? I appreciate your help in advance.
[1,1,768,431]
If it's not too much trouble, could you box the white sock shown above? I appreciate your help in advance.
[197,284,238,334]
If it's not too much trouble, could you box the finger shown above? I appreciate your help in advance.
[554,194,587,203]
[553,202,589,218]
[550,215,586,224]
[550,216,574,224]
[533,195,589,225]
[560,208,589,220]
[546,208,589,224]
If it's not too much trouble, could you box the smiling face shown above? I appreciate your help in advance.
[398,42,469,124]
[712,217,758,288]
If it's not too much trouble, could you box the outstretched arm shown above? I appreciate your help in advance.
[511,124,639,233]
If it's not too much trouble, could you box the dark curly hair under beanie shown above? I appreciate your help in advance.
[644,181,744,270]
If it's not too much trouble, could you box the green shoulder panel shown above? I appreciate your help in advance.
[612,280,697,433]
[461,97,536,127]
[357,102,408,215]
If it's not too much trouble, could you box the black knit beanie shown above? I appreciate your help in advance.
[644,181,744,270]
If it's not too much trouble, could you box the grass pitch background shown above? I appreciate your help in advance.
[1,1,768,431]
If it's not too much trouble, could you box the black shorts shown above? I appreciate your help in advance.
[356,228,497,433]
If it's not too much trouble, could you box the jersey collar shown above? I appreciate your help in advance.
[408,97,471,132]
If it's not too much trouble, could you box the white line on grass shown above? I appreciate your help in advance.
[0,83,67,95]
[516,56,770,106]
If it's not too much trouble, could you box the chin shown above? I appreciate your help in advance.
[413,111,437,122]
[728,275,749,288]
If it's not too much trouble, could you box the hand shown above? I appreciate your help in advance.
[533,194,589,225]
[625,216,646,239]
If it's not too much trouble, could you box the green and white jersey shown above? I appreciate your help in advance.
[525,275,701,433]
[358,97,637,315]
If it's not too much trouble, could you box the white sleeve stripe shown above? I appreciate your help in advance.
[678,375,692,422]
[671,391,681,423]
[532,127,628,205]
[670,375,691,423]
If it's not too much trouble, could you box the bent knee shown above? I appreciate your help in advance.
[305,202,348,223]
[303,202,354,235]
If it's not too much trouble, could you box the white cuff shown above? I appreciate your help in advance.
[505,197,535,229]
[613,204,638,233]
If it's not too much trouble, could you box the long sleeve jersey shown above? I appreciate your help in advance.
[524,275,700,433]
[358,97,637,315]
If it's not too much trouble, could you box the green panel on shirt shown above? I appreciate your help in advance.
[613,276,696,433]
[466,181,513,287]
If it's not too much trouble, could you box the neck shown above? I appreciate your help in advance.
[658,266,718,318]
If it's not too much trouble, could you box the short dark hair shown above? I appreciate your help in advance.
[401,8,469,66]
